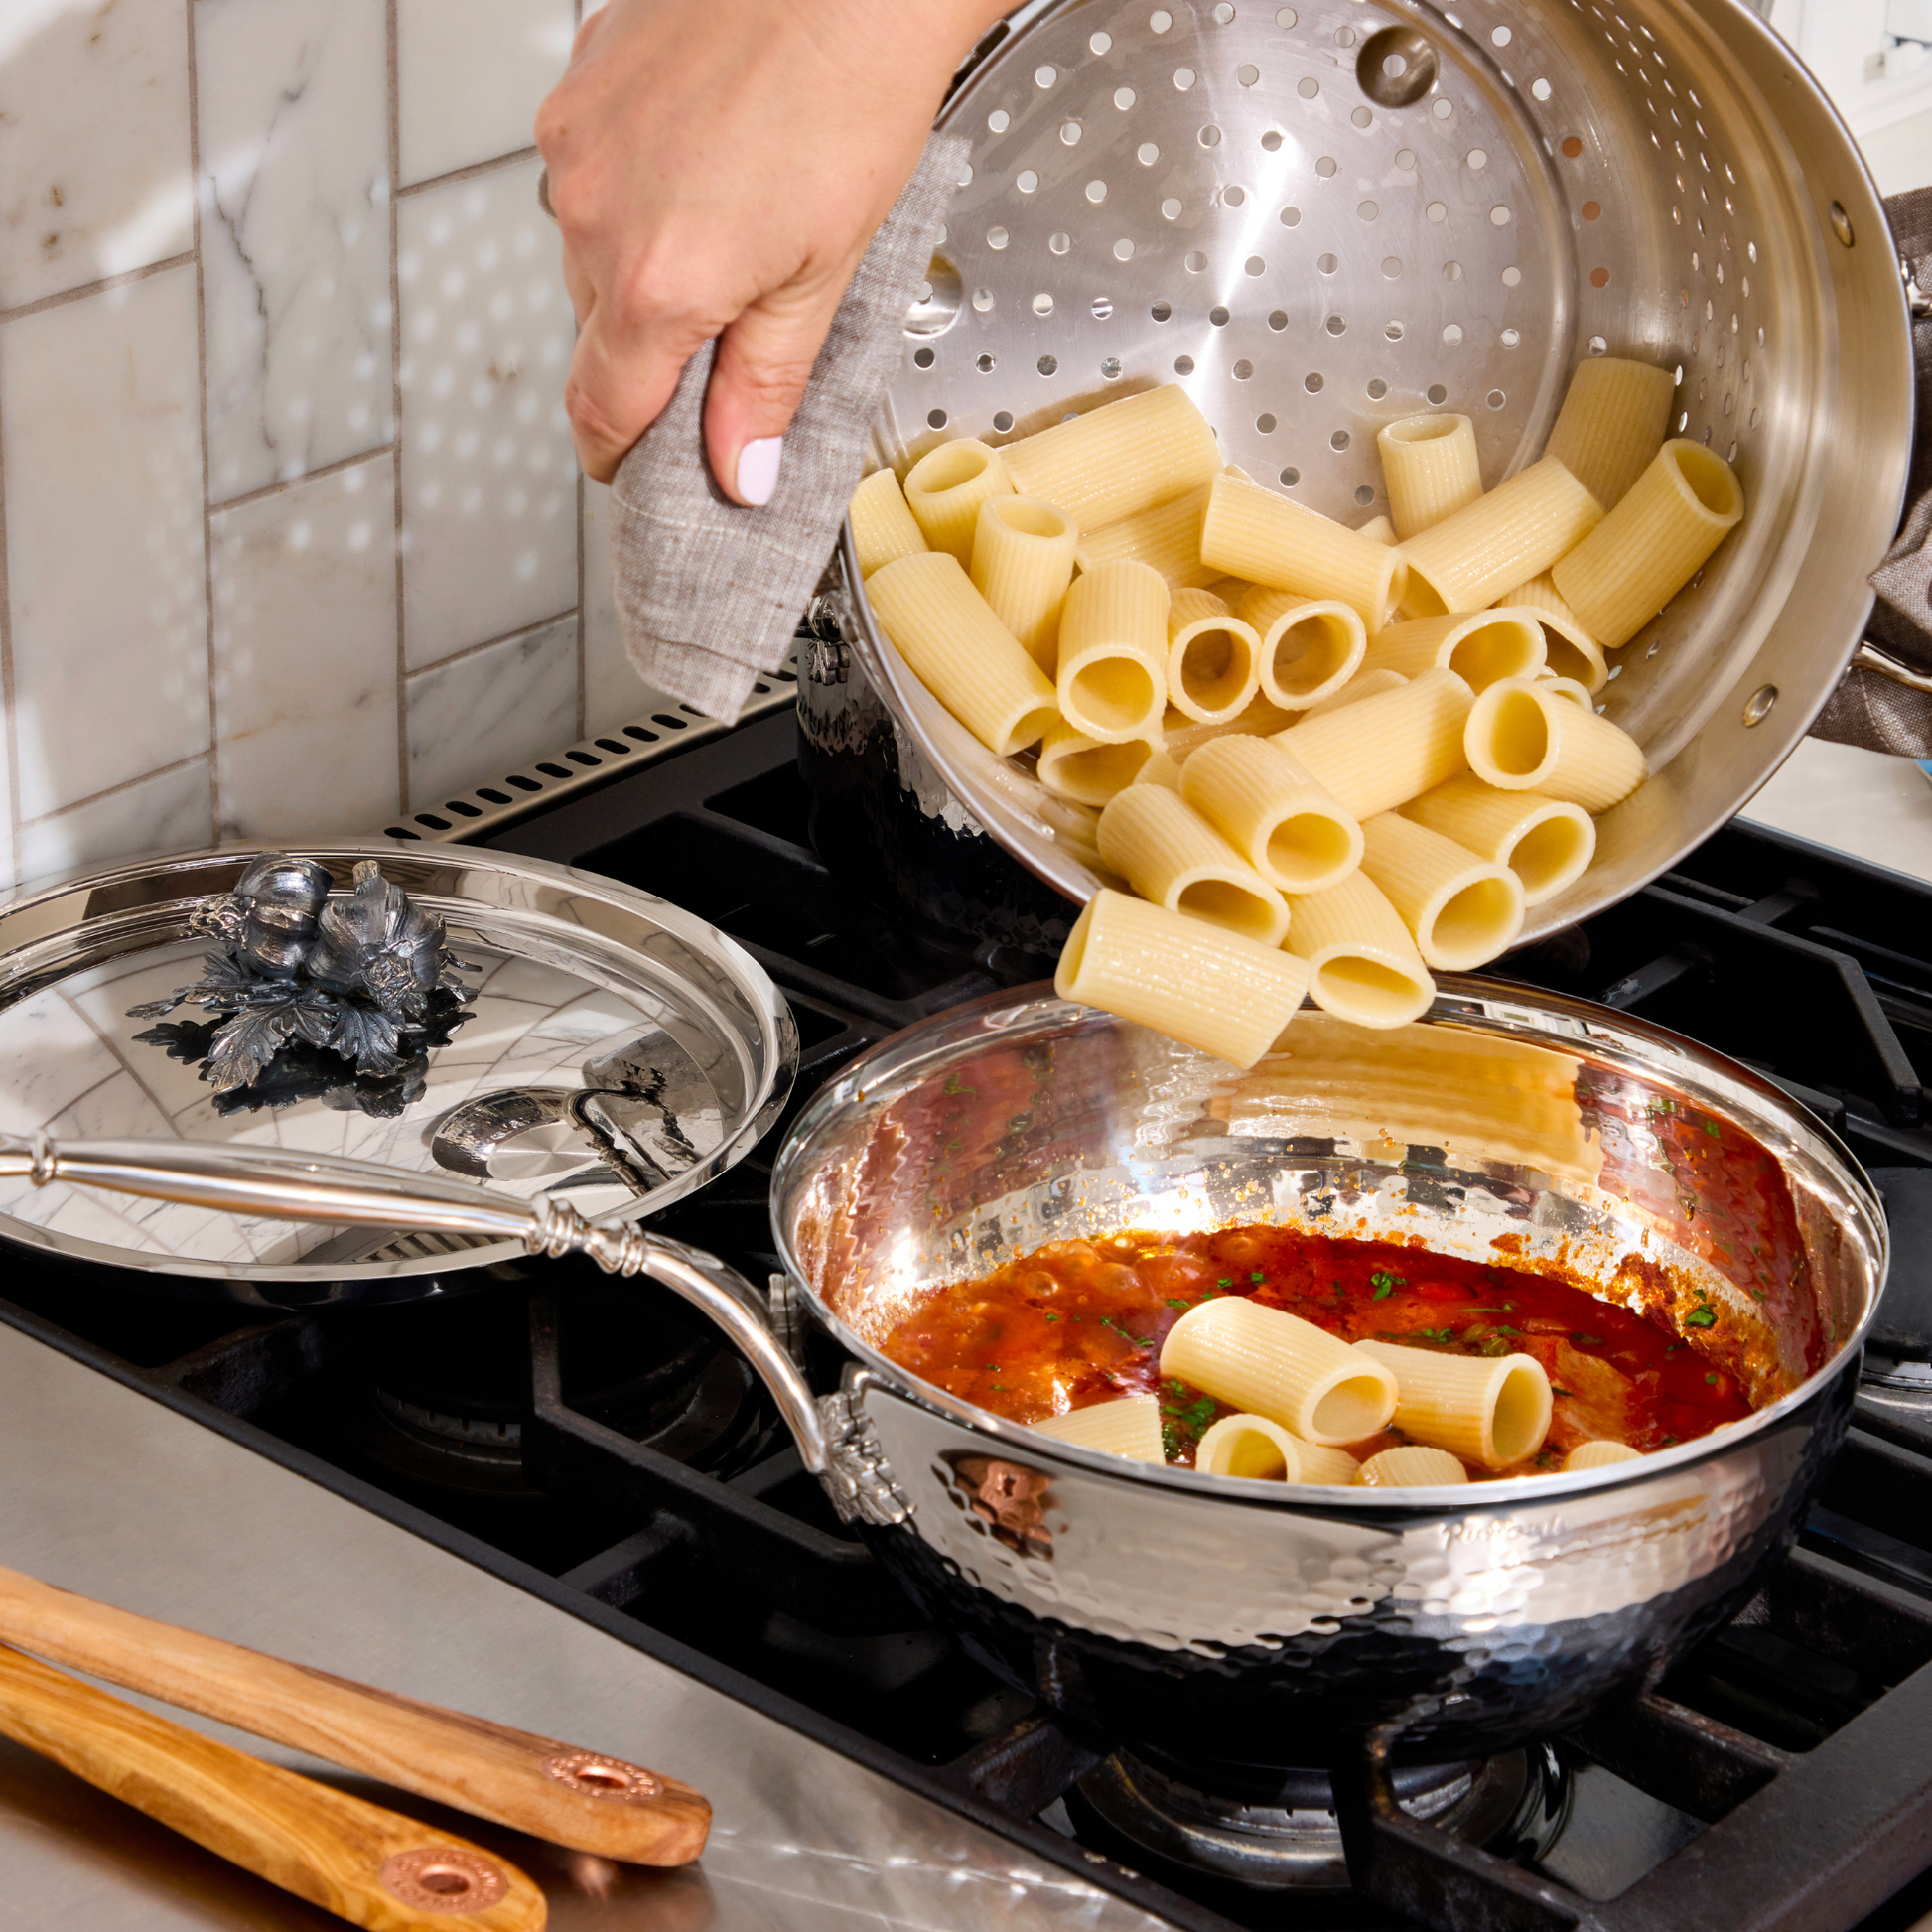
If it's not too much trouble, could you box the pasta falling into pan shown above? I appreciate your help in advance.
[852,362,1743,1068]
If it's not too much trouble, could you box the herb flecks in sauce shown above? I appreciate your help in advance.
[879,1228,1752,1477]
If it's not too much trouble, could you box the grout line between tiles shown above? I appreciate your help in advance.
[0,335,20,889]
[186,0,221,846]
[19,754,209,829]
[387,0,410,817]
[0,253,199,329]
[395,146,541,202]
[405,608,580,684]
[207,442,400,519]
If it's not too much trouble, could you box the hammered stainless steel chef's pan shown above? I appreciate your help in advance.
[819,0,1916,948]
[5,981,1884,1778]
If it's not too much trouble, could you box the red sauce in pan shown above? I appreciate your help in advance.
[878,1226,1753,1477]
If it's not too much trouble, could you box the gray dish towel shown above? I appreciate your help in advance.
[608,134,970,724]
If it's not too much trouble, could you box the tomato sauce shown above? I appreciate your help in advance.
[878,1225,1754,1477]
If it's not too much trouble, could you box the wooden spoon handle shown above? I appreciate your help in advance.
[0,1643,546,1930]
[0,1565,707,1864]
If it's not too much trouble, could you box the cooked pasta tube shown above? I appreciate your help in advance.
[1200,473,1406,630]
[849,467,927,578]
[1354,1339,1553,1469]
[1167,589,1263,723]
[865,552,1059,756]
[1544,356,1676,511]
[1096,784,1291,945]
[1399,775,1596,906]
[1378,414,1484,540]
[1359,812,1525,970]
[1138,749,1183,790]
[1161,699,1304,761]
[902,439,1014,564]
[1194,1414,1360,1484]
[1237,589,1368,709]
[1397,457,1604,617]
[1036,723,1163,806]
[1274,665,1473,820]
[971,495,1078,671]
[1551,440,1744,650]
[1032,1394,1165,1463]
[1360,610,1545,693]
[1180,737,1363,895]
[1002,383,1222,529]
[1355,514,1397,546]
[1055,889,1312,1068]
[1285,873,1436,1028]
[1463,676,1647,811]
[1356,1446,1468,1487]
[1075,479,1220,591]
[1161,1299,1399,1446]
[1536,674,1595,709]
[1301,668,1408,718]
[1566,1440,1642,1472]
[1056,560,1171,744]
[1500,573,1607,692]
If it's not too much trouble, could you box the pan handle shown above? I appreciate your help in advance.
[0,1134,833,1478]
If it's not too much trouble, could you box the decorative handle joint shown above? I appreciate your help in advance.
[819,1378,914,1527]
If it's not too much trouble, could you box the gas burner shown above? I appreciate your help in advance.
[1070,1744,1571,1891]
[335,1268,769,1497]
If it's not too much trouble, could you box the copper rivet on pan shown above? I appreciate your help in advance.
[546,1749,664,1801]
[379,1847,509,1913]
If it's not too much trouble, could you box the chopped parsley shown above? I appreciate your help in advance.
[1217,1277,1233,1289]
[1161,1423,1180,1460]
[1409,1324,1454,1343]
[1165,1298,1191,1310]
[1551,1386,1577,1398]
[1250,1270,1266,1283]
[1100,1315,1153,1347]
[1684,1307,1717,1328]
[1706,1373,1720,1385]
[1572,1333,1604,1346]
[1702,1120,1722,1138]
[1042,1312,1060,1322]
[1369,1270,1405,1300]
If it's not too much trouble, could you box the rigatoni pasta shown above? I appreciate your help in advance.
[1544,356,1677,511]
[1464,676,1647,812]
[1179,736,1363,895]
[1054,889,1311,1068]
[1301,668,1408,718]
[1194,1414,1360,1484]
[971,495,1078,672]
[1378,413,1483,539]
[1055,560,1171,743]
[1032,1394,1165,1462]
[1501,572,1608,692]
[1399,775,1597,906]
[1357,1446,1468,1487]
[1360,610,1546,692]
[1074,478,1219,590]
[1096,784,1291,945]
[1236,589,1367,709]
[1397,456,1604,617]
[902,439,1014,564]
[1566,1440,1642,1472]
[1161,699,1304,761]
[1036,724,1163,806]
[1001,383,1222,529]
[1358,811,1527,971]
[1274,665,1474,820]
[865,552,1059,757]
[1285,873,1437,1028]
[1551,440,1744,650]
[1200,472,1406,629]
[1354,1338,1553,1469]
[1161,1299,1399,1446]
[1166,589,1263,722]
[849,467,927,578]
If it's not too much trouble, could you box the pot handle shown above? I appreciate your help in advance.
[0,1135,845,1478]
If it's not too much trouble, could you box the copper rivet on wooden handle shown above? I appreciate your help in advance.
[545,1749,663,1802]
[379,1845,510,1914]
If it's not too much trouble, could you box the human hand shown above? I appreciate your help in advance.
[536,0,1007,499]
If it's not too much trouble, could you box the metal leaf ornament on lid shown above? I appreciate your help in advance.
[128,857,477,1101]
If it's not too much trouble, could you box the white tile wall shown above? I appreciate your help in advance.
[0,0,681,897]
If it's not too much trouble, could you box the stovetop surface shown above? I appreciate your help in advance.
[5,705,1932,1932]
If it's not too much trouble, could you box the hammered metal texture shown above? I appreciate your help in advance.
[770,984,1885,1767]
[846,0,1913,946]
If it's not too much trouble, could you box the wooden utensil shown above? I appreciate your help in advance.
[0,1564,708,1864]
[0,1642,546,1930]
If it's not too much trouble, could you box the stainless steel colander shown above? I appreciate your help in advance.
[840,0,1914,943]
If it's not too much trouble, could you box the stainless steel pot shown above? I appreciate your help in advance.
[7,980,1884,1776]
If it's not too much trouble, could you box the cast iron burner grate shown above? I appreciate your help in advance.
[4,709,1932,1932]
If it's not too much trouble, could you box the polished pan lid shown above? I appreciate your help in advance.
[0,841,795,1296]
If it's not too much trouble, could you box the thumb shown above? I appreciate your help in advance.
[703,269,852,507]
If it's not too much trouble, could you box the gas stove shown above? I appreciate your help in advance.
[3,690,1931,1932]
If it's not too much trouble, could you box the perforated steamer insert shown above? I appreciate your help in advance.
[854,0,1911,944]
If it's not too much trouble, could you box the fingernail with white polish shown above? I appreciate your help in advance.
[737,436,783,507]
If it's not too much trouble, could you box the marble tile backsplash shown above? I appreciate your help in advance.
[0,0,670,896]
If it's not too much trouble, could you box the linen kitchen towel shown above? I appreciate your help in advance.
[606,134,971,723]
